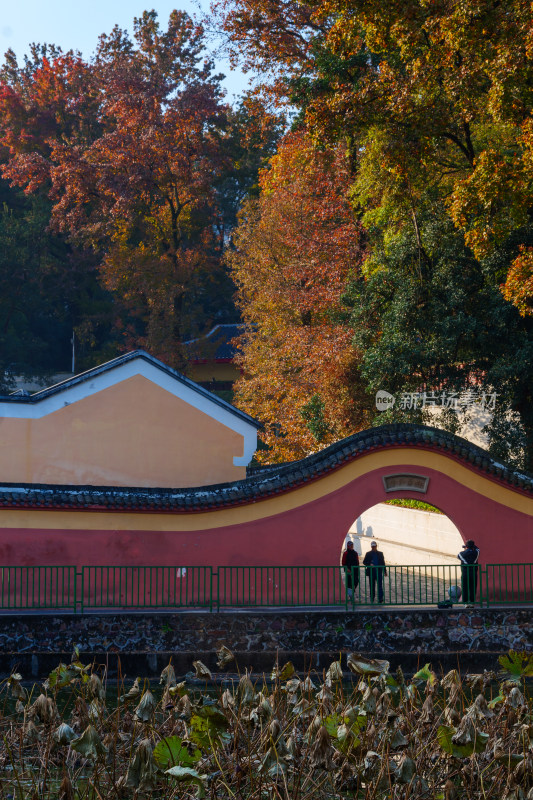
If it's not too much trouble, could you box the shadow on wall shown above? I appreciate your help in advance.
[345,518,373,559]
[341,502,464,566]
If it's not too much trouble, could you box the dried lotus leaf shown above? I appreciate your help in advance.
[237,674,256,705]
[216,645,234,669]
[126,738,158,791]
[160,663,177,687]
[54,722,76,745]
[193,660,212,680]
[452,715,476,745]
[221,689,234,709]
[123,677,141,700]
[24,720,40,743]
[309,726,333,768]
[165,766,207,798]
[58,773,74,800]
[347,654,390,676]
[325,661,343,685]
[87,673,105,701]
[30,694,57,724]
[390,728,409,749]
[71,724,107,760]
[508,687,527,710]
[8,674,27,701]
[134,689,156,722]
[442,669,461,689]
[396,753,416,784]
[467,693,494,720]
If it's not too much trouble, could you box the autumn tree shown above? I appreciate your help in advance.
[218,0,533,466]
[218,0,533,311]
[0,12,261,369]
[229,129,370,462]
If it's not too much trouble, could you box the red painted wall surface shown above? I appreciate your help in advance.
[0,463,531,568]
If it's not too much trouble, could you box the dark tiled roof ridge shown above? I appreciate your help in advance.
[0,350,260,429]
[182,323,243,345]
[183,323,244,361]
[0,424,531,512]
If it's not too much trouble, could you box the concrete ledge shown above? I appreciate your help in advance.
[0,603,528,616]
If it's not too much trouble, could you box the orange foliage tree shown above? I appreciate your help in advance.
[0,12,235,368]
[218,0,533,317]
[229,129,370,462]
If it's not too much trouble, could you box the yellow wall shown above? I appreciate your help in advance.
[0,375,246,487]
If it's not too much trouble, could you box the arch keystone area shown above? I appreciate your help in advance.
[0,424,531,567]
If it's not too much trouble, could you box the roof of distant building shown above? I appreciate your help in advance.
[183,324,244,363]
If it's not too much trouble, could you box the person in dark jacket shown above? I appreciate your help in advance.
[458,539,480,606]
[363,541,387,603]
[342,540,360,600]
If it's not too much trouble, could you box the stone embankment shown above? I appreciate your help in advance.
[0,607,531,679]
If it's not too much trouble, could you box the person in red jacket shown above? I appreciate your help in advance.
[342,540,360,600]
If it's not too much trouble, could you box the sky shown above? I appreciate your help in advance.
[0,0,249,99]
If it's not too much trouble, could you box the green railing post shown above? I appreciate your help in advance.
[485,564,493,608]
[209,568,213,613]
[343,565,348,611]
[73,568,78,614]
[78,568,84,615]
[479,565,486,608]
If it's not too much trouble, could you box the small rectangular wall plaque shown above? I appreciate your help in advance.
[383,473,429,493]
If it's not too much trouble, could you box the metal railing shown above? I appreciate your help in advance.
[0,563,530,612]
[0,566,76,610]
[80,566,213,613]
[343,564,469,608]
[215,565,484,609]
[485,563,533,606]
[216,566,347,609]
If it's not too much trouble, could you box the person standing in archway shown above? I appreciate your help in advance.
[458,539,480,606]
[363,541,387,603]
[342,540,360,601]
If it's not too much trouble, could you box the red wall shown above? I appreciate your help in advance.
[0,462,531,568]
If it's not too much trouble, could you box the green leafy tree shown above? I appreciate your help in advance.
[0,175,116,385]
[346,209,533,467]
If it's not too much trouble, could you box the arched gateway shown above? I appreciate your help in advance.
[0,424,531,568]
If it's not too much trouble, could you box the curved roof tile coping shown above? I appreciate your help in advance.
[0,423,531,511]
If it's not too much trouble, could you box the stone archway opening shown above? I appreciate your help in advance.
[341,499,465,568]
[339,499,468,605]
